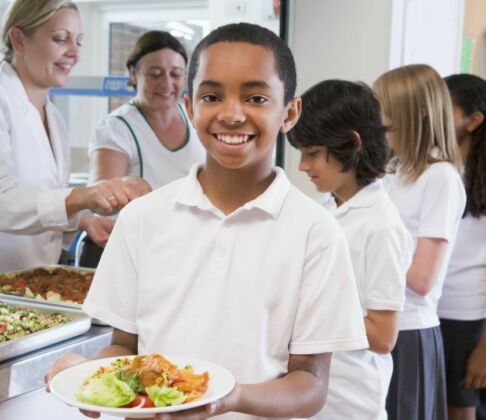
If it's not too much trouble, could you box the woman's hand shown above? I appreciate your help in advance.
[79,216,114,247]
[121,176,152,196]
[153,385,241,420]
[66,177,147,216]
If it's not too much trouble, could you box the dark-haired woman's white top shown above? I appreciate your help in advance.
[0,61,80,271]
[88,103,205,189]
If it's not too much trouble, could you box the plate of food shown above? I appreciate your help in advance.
[49,354,236,418]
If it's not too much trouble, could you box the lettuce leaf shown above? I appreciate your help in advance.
[115,371,144,393]
[77,372,136,407]
[145,386,185,407]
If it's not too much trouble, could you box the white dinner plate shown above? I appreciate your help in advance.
[49,355,236,418]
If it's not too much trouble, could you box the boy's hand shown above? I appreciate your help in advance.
[45,353,101,418]
[465,342,486,388]
[152,384,241,420]
[44,352,88,391]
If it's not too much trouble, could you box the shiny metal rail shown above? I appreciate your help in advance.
[0,326,112,403]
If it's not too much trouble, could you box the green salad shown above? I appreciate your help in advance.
[77,355,209,409]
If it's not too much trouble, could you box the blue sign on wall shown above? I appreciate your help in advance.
[50,76,135,97]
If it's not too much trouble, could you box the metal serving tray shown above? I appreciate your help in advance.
[0,265,109,326]
[0,299,91,362]
[0,264,94,309]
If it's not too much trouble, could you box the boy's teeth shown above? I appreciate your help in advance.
[217,134,250,144]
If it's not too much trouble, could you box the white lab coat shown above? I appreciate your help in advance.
[0,61,80,272]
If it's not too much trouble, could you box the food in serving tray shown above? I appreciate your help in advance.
[0,301,69,342]
[0,267,93,305]
[77,354,209,408]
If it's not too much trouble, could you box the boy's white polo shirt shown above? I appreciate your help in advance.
[384,162,466,330]
[317,180,412,420]
[84,164,368,419]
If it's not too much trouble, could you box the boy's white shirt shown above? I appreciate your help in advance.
[315,180,413,420]
[383,162,466,330]
[438,214,486,320]
[88,103,206,189]
[83,164,368,420]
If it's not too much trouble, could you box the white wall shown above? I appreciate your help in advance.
[208,0,279,33]
[286,0,464,196]
[389,0,464,76]
[286,0,393,196]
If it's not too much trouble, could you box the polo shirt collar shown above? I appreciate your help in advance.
[175,163,291,219]
[334,179,384,216]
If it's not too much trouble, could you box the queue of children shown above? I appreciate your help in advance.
[43,18,485,420]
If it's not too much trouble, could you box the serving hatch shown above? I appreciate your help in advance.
[0,299,91,362]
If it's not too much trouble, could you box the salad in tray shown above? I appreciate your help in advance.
[77,354,209,409]
[0,301,69,343]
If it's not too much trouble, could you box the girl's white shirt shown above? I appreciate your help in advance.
[0,61,79,272]
[88,102,206,190]
[315,180,412,420]
[438,213,486,320]
[384,162,466,330]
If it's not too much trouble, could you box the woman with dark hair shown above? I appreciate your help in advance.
[89,30,205,189]
[80,31,206,266]
[438,74,486,420]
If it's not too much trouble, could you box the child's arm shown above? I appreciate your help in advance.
[406,237,448,296]
[154,353,331,419]
[465,320,486,389]
[45,329,138,418]
[364,310,399,353]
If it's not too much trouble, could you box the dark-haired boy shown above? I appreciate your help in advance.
[48,24,367,419]
[288,79,413,419]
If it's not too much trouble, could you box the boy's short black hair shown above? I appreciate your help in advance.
[187,22,296,104]
[288,79,389,187]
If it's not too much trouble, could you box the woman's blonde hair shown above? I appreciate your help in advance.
[1,0,78,63]
[373,64,462,183]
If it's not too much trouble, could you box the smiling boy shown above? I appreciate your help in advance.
[48,23,367,419]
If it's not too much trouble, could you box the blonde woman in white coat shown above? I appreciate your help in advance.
[0,0,150,272]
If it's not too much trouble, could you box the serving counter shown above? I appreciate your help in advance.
[0,325,112,420]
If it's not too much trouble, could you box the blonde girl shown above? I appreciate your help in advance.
[373,64,466,420]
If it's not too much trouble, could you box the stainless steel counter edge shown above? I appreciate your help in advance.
[0,325,113,403]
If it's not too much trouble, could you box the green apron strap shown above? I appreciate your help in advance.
[114,115,144,178]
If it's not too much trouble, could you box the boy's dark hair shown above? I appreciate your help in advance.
[445,74,486,217]
[126,30,188,77]
[288,79,389,187]
[187,22,296,104]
